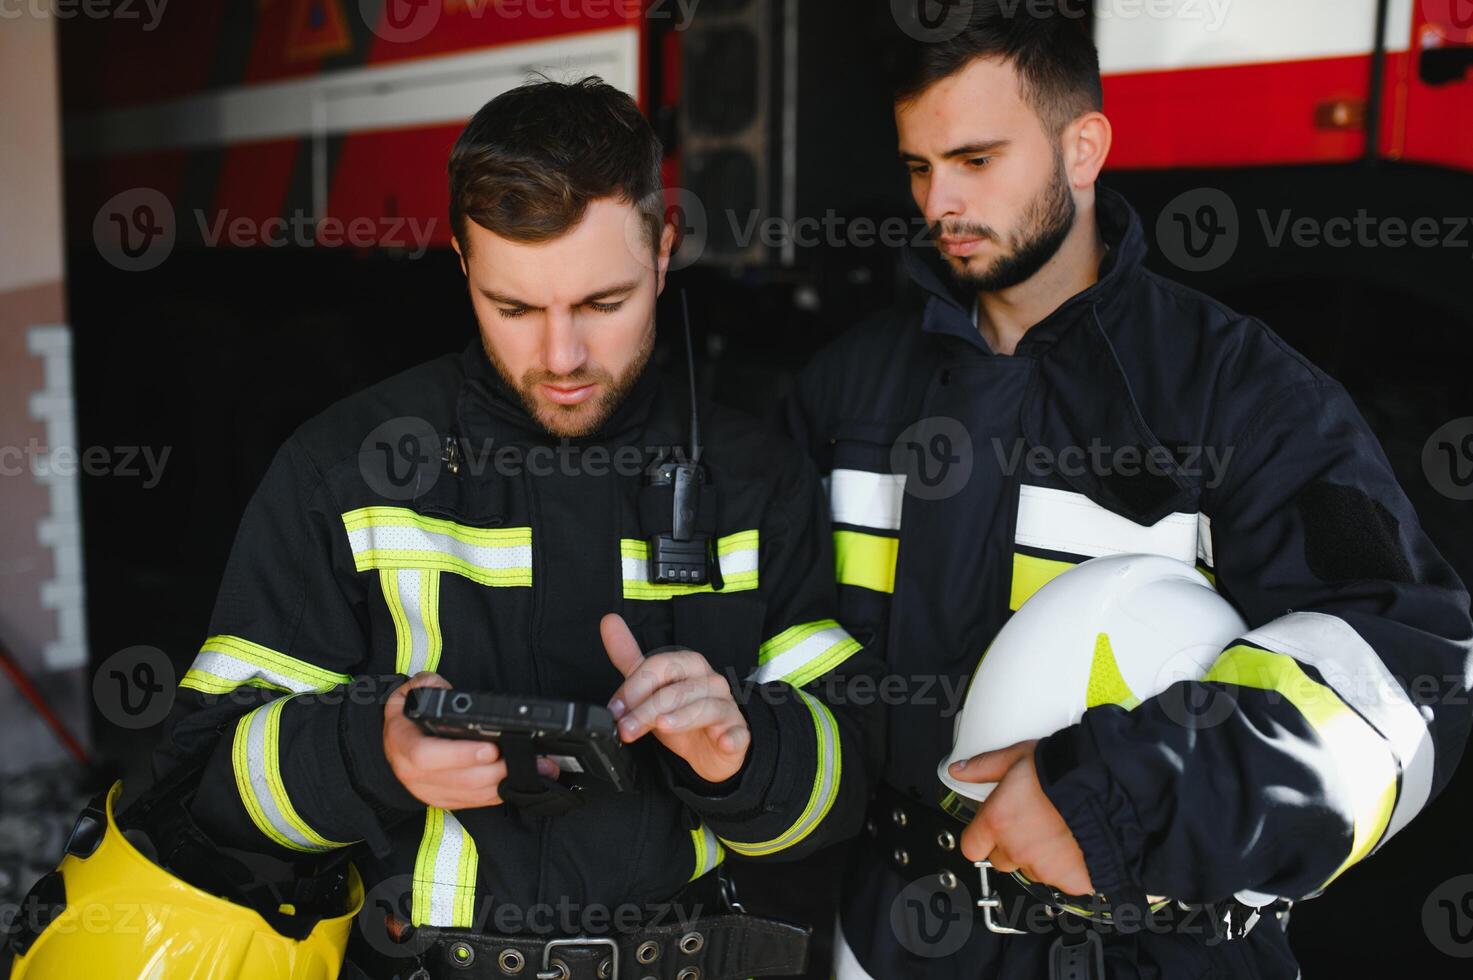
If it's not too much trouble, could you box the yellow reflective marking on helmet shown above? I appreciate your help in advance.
[1205,644,1398,889]
[1085,633,1142,710]
[833,530,899,594]
[720,691,840,857]
[1008,553,1076,611]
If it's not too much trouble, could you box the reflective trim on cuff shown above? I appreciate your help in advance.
[720,690,841,857]
[231,695,354,853]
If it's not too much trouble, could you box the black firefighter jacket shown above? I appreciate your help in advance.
[156,340,883,936]
[782,186,1473,979]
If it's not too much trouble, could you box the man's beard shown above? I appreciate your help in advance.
[482,324,655,439]
[934,152,1077,294]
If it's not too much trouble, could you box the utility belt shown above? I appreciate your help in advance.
[351,869,810,980]
[868,786,1290,963]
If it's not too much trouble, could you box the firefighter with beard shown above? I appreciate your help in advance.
[782,6,1473,979]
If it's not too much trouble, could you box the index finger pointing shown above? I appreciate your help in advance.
[601,613,645,678]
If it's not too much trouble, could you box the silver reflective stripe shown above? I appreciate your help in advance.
[721,691,840,857]
[752,622,860,686]
[184,635,350,695]
[1242,612,1434,844]
[828,469,906,531]
[691,822,724,880]
[383,567,440,676]
[620,544,760,582]
[413,808,478,928]
[345,525,532,575]
[1014,485,1198,562]
[233,697,349,853]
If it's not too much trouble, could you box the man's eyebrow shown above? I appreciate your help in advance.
[478,280,641,308]
[480,288,538,309]
[576,279,641,305]
[898,139,1011,163]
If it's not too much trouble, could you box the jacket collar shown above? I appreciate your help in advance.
[903,183,1147,355]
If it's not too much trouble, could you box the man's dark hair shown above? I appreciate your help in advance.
[893,1,1102,135]
[449,76,664,254]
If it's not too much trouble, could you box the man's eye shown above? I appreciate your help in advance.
[588,301,624,313]
[496,307,530,319]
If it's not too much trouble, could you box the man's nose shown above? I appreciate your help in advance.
[542,309,587,377]
[921,171,964,228]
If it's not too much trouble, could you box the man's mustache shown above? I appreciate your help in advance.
[929,221,999,243]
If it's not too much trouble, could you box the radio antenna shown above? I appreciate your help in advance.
[680,289,702,464]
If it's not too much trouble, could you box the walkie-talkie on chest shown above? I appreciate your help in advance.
[642,292,723,588]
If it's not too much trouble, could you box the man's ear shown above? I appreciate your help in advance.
[1063,111,1113,189]
[654,222,677,295]
[450,235,468,277]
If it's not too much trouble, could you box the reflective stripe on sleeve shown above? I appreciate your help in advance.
[231,695,354,853]
[752,620,862,687]
[1241,612,1434,847]
[720,690,841,857]
[1203,643,1399,890]
[689,822,726,881]
[181,635,351,695]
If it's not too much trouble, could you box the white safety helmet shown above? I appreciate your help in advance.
[936,554,1248,922]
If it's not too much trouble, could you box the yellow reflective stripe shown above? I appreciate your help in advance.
[181,634,351,695]
[832,530,898,594]
[688,822,726,881]
[412,808,479,928]
[231,696,353,853]
[1008,553,1076,611]
[754,620,863,687]
[721,691,841,857]
[343,506,529,546]
[620,531,760,600]
[381,567,444,676]
[1204,645,1398,889]
[343,507,532,587]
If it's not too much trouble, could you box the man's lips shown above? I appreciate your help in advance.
[938,235,988,257]
[540,382,597,406]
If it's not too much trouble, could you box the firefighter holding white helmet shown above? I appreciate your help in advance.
[782,3,1473,978]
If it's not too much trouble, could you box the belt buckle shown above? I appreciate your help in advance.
[540,937,619,980]
[975,859,1028,935]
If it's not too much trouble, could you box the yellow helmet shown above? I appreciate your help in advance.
[8,782,363,979]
